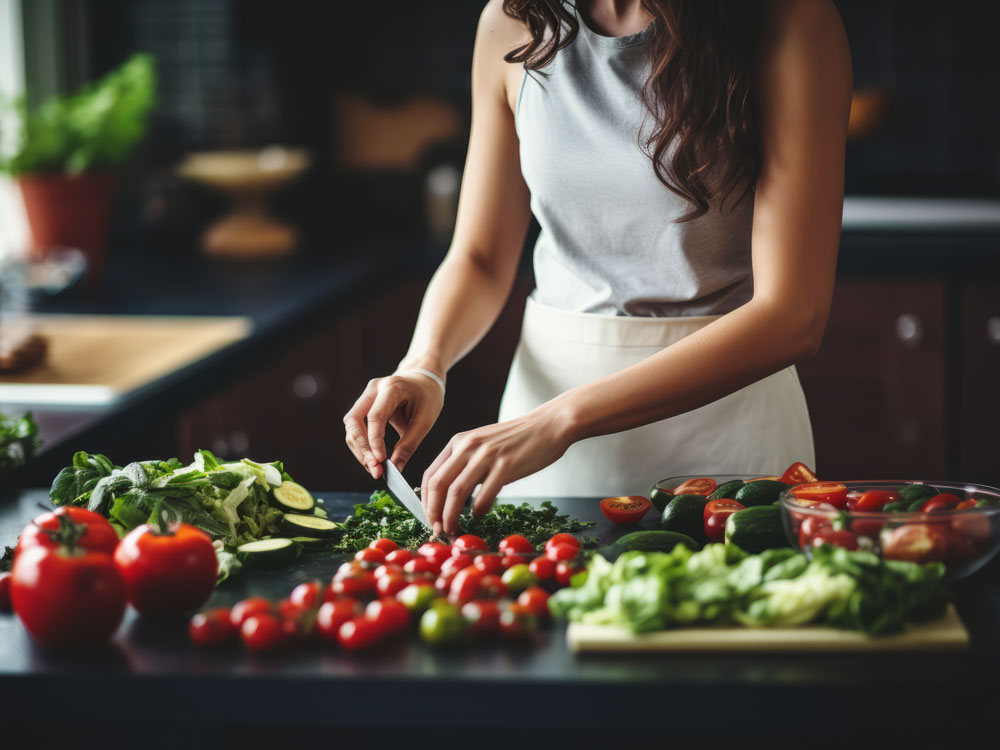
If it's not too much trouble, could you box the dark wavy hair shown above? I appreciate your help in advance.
[502,0,761,221]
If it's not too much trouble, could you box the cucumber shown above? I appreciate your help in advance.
[272,481,315,512]
[280,513,340,539]
[599,530,699,560]
[906,497,930,512]
[734,480,790,508]
[649,481,674,513]
[290,536,332,549]
[236,538,300,568]
[724,505,789,554]
[660,494,710,544]
[898,484,938,504]
[882,500,909,512]
[708,480,745,501]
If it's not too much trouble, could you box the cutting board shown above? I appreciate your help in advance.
[0,315,251,405]
[567,605,968,652]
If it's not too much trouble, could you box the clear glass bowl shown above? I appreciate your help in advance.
[779,480,1000,580]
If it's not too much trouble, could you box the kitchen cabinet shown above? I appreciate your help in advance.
[957,283,1000,487]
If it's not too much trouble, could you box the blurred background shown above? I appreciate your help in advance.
[0,0,998,491]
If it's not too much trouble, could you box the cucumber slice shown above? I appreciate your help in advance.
[280,512,340,539]
[236,538,300,568]
[272,481,316,512]
[290,536,332,549]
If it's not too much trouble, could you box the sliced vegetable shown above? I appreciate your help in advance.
[703,499,745,544]
[599,496,651,525]
[672,477,717,496]
[780,461,818,485]
[789,482,849,508]
[280,513,340,539]
[271,481,315,512]
[921,494,962,513]
[236,538,300,569]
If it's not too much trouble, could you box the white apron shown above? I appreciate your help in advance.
[496,295,815,498]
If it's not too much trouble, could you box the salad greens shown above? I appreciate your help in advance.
[0,411,41,478]
[550,543,949,635]
[332,490,596,553]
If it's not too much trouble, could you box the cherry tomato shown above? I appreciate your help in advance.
[451,535,487,553]
[375,573,409,597]
[334,560,364,580]
[854,490,901,512]
[851,518,886,538]
[330,572,376,598]
[417,542,452,567]
[703,499,745,523]
[188,608,237,648]
[461,599,501,637]
[278,598,301,621]
[241,613,285,651]
[498,604,537,640]
[791,482,850,508]
[473,554,504,574]
[500,563,537,594]
[844,491,864,510]
[545,543,580,563]
[501,553,527,570]
[435,570,457,593]
[16,506,119,558]
[810,527,859,551]
[599,495,652,525]
[404,557,439,576]
[113,523,217,616]
[704,513,730,544]
[365,597,410,634]
[449,566,485,603]
[554,560,584,587]
[498,534,534,556]
[881,523,948,563]
[544,534,581,554]
[780,462,818,485]
[373,564,403,580]
[955,499,977,511]
[440,554,473,577]
[369,537,398,553]
[950,512,993,544]
[419,601,466,647]
[798,515,829,549]
[384,549,414,566]
[529,555,556,581]
[354,547,387,566]
[230,597,274,628]
[289,580,322,611]
[517,586,550,619]
[338,615,385,650]
[921,494,963,513]
[0,571,11,611]
[478,573,508,599]
[672,477,717,495]
[11,544,126,648]
[396,583,437,613]
[315,597,361,643]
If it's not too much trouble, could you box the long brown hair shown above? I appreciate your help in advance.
[502,0,761,221]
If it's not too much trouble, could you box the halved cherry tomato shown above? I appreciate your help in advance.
[921,494,962,513]
[544,534,581,554]
[599,496,652,525]
[780,461,818,485]
[791,482,849,508]
[451,535,487,553]
[854,490,901,513]
[702,499,745,543]
[810,527,859,551]
[672,477,717,496]
[703,499,745,523]
[880,523,948,563]
[498,534,534,556]
[955,499,977,511]
[368,537,398,553]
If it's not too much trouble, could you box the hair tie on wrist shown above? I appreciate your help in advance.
[397,368,446,397]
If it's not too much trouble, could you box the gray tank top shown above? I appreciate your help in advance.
[515,9,754,317]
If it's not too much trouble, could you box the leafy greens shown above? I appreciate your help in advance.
[0,411,41,478]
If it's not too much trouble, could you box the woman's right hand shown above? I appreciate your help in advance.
[343,372,445,479]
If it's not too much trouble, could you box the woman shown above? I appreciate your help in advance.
[344,0,852,536]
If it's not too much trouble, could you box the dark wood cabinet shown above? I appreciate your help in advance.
[957,283,1000,487]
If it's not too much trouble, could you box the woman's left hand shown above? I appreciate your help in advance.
[421,403,575,536]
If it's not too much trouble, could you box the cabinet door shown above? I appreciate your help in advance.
[958,283,1000,486]
[796,281,948,478]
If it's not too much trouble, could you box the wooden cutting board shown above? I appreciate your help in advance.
[567,605,968,652]
[0,315,251,405]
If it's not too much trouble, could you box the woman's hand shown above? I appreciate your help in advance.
[343,373,445,478]
[421,402,576,536]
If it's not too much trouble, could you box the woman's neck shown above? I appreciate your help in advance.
[582,0,654,37]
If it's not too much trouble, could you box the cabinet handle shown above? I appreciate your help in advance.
[895,314,923,348]
[988,316,1000,346]
[292,373,323,399]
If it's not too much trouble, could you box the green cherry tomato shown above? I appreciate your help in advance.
[419,601,465,647]
[500,563,537,595]
[396,583,437,613]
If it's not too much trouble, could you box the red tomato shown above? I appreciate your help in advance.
[498,534,534,556]
[545,543,580,563]
[435,571,456,593]
[375,573,409,597]
[599,496,652,525]
[338,616,385,650]
[334,560,364,580]
[241,613,285,651]
[478,573,508,599]
[11,544,126,648]
[417,542,452,567]
[384,549,414,566]
[188,608,237,648]
[315,597,362,641]
[955,499,977,511]
[365,597,409,634]
[462,599,501,637]
[797,515,829,548]
[330,572,376,598]
[672,477,717,496]
[369,537,398,553]
[853,490,901,512]
[473,554,504,574]
[703,512,731,544]
[278,598,301,621]
[403,557,439,576]
[451,535,487,553]
[950,512,993,543]
[113,523,217,616]
[498,604,537,640]
[16,506,119,558]
[373,564,403,580]
[449,567,485,603]
[851,518,886,539]
[529,555,556,581]
[501,553,527,570]
[289,581,322,611]
[881,523,949,563]
[440,554,473,577]
[703,499,745,523]
[555,560,583,587]
[544,534,581,554]
[791,482,849,508]
[780,462,818,485]
[517,586,550,619]
[354,547,386,566]
[810,527,859,551]
[922,494,963,513]
[0,572,11,611]
[230,597,274,627]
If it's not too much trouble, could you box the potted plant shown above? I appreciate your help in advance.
[0,54,155,283]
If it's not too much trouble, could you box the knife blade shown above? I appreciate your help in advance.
[383,459,432,531]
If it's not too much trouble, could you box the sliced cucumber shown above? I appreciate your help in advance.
[272,481,316,512]
[236,538,300,568]
[291,536,332,550]
[280,512,340,539]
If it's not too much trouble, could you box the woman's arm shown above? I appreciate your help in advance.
[422,0,853,534]
[343,1,532,478]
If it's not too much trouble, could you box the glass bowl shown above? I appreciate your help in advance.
[779,480,1000,580]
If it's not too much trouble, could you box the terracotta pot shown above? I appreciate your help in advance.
[18,172,118,283]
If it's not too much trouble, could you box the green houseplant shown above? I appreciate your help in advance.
[0,54,155,281]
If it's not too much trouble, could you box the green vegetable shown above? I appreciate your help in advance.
[236,538,301,569]
[0,411,42,478]
[734,480,790,507]
[724,506,789,553]
[648,482,674,512]
[599,530,699,560]
[898,484,938,504]
[280,512,339,538]
[660,494,709,543]
[906,497,930,512]
[1,55,155,175]
[708,480,745,501]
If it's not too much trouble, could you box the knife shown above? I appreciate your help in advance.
[383,459,433,531]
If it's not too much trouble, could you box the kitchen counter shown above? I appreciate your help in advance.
[1,490,998,744]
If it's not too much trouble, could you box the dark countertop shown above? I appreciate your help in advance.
[1,490,999,743]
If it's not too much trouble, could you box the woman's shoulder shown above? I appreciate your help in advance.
[757,0,851,84]
[478,0,533,57]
